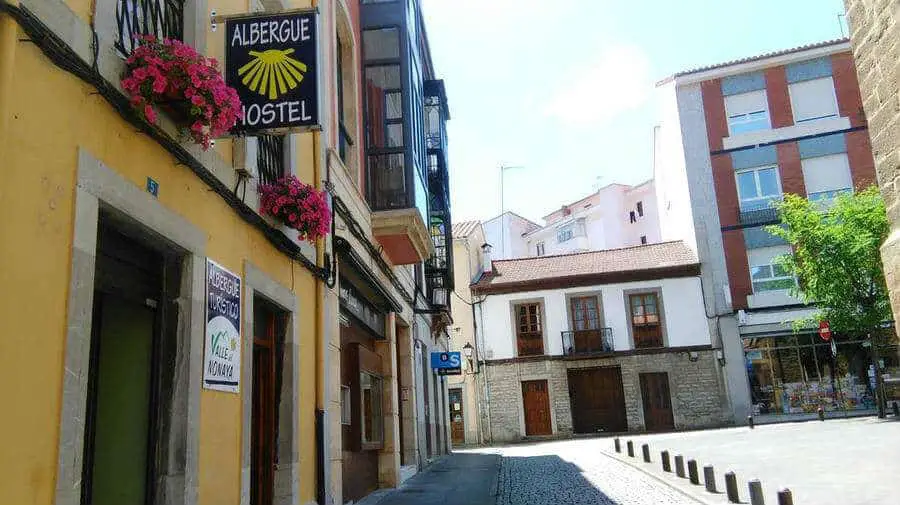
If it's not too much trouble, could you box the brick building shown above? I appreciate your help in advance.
[471,242,730,442]
[655,39,880,422]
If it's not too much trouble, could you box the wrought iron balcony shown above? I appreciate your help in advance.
[561,328,614,356]
[257,134,286,187]
[116,0,185,56]
[739,206,779,226]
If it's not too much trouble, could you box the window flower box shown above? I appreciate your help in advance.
[259,176,331,243]
[121,35,242,150]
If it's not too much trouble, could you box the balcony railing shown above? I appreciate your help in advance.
[257,135,285,187]
[561,328,614,356]
[739,206,779,226]
[517,333,544,357]
[116,0,185,56]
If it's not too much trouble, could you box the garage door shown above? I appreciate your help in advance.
[567,367,627,434]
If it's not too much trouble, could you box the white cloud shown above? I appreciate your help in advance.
[543,44,651,127]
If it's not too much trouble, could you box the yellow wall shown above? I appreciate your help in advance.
[0,3,320,503]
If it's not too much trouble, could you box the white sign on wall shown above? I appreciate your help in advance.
[204,259,242,393]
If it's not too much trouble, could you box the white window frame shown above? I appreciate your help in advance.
[725,89,771,136]
[789,76,840,124]
[748,247,797,293]
[801,153,853,205]
[340,385,351,425]
[735,165,783,211]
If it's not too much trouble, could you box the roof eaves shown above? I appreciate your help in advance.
[659,38,850,87]
[472,263,701,295]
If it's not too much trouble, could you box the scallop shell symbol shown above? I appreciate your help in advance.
[238,48,308,100]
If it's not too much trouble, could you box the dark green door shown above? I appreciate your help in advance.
[88,295,156,505]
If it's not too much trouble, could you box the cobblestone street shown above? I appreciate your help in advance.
[493,441,698,505]
[369,441,699,505]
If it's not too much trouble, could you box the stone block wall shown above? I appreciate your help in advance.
[483,349,730,443]
[843,1,900,324]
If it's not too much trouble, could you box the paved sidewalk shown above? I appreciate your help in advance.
[610,416,900,505]
[365,452,500,505]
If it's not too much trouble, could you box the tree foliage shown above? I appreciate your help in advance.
[767,187,890,336]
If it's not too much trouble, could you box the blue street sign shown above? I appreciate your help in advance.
[431,351,461,371]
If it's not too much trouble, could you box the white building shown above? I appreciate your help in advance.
[471,241,730,442]
[481,212,541,260]
[483,181,661,261]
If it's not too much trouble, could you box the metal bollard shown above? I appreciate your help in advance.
[642,443,651,463]
[777,488,793,505]
[627,440,634,457]
[725,471,740,503]
[893,401,899,417]
[687,459,700,485]
[748,415,755,429]
[675,455,686,478]
[661,450,671,472]
[614,437,621,453]
[749,479,765,505]
[817,407,825,421]
[704,465,717,493]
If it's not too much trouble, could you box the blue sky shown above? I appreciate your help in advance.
[421,0,848,224]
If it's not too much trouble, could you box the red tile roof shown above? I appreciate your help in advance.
[452,220,482,239]
[472,241,700,295]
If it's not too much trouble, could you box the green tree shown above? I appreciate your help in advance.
[767,187,891,335]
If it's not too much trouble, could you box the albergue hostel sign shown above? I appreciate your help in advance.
[225,11,319,132]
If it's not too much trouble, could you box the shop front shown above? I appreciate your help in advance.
[743,332,900,419]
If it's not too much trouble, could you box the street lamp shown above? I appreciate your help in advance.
[462,342,474,359]
[462,342,476,374]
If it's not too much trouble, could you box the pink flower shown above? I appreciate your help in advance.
[152,76,167,94]
[144,104,157,124]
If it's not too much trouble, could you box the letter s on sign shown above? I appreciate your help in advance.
[448,354,460,367]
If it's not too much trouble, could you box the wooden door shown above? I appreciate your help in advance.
[521,380,552,436]
[567,367,627,434]
[640,372,674,431]
[449,388,465,445]
[252,300,283,505]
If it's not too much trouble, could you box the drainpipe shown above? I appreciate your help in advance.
[312,1,330,502]
[0,0,18,162]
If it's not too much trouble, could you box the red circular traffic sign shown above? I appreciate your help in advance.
[819,320,832,341]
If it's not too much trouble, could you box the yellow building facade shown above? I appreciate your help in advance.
[0,0,455,503]
[0,1,329,504]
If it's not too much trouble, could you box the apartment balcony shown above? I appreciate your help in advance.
[367,152,432,265]
[561,328,614,356]
[739,207,780,227]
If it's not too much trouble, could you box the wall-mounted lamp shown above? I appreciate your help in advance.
[462,342,478,374]
[688,351,700,362]
[716,350,726,367]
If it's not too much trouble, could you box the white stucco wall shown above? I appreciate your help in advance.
[483,213,537,260]
[521,182,662,256]
[623,181,661,246]
[477,276,711,361]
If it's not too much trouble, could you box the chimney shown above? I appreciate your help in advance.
[481,243,493,276]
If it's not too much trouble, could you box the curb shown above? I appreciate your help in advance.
[601,449,721,505]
